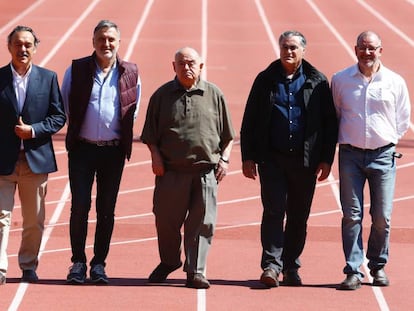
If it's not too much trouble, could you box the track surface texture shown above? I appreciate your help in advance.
[0,1,413,310]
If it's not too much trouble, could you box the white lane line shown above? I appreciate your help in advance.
[305,0,356,61]
[254,0,280,57]
[201,0,208,81]
[39,0,102,67]
[198,2,208,310]
[358,0,414,47]
[8,183,71,311]
[0,0,46,36]
[124,0,154,61]
[356,0,414,134]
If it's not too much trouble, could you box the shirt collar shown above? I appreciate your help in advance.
[10,63,32,80]
[277,63,304,80]
[351,62,383,78]
[173,76,206,92]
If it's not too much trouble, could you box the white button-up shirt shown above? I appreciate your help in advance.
[11,63,31,114]
[331,63,411,149]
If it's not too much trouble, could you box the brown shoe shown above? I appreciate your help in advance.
[186,273,210,289]
[337,274,361,290]
[260,268,279,287]
[370,268,389,286]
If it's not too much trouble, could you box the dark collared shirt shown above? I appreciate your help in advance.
[270,65,306,153]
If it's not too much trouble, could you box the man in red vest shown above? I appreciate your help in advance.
[61,20,141,285]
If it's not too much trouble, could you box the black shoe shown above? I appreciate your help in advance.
[186,273,210,289]
[21,270,38,283]
[260,268,279,287]
[90,264,109,284]
[0,271,6,285]
[370,268,389,286]
[283,269,302,286]
[67,262,87,284]
[148,262,182,283]
[337,274,361,290]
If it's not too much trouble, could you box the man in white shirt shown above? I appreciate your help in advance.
[331,30,411,290]
[0,26,66,285]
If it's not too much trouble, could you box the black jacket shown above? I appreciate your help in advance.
[240,59,338,172]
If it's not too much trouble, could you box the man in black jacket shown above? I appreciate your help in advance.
[240,30,338,288]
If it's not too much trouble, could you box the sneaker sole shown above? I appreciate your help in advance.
[260,276,279,287]
[91,277,109,284]
[337,283,361,290]
[373,280,389,287]
[67,277,86,284]
[186,282,210,289]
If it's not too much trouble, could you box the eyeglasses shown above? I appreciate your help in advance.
[356,45,381,53]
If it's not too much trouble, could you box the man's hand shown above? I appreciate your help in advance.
[215,159,228,183]
[151,150,165,176]
[242,160,257,180]
[14,116,33,140]
[315,162,331,181]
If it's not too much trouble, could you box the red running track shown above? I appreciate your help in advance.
[0,0,413,310]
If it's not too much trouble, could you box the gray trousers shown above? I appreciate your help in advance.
[153,169,217,274]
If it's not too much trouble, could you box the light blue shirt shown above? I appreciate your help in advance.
[61,61,141,141]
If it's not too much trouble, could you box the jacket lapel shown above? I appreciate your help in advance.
[21,65,39,115]
[2,66,20,115]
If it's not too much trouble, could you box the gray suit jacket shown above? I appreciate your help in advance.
[0,64,66,175]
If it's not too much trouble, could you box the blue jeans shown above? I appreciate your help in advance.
[68,141,125,266]
[339,144,396,278]
[258,153,316,273]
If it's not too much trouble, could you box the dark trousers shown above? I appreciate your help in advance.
[68,142,125,266]
[258,153,316,273]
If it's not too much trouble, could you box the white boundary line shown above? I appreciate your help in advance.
[123,0,154,61]
[197,1,208,310]
[356,0,414,133]
[3,1,413,309]
[200,0,208,81]
[358,0,414,47]
[0,0,46,37]
[254,0,279,57]
[8,184,71,311]
[305,0,356,61]
[39,0,102,67]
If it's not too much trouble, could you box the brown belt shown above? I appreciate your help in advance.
[79,137,120,147]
